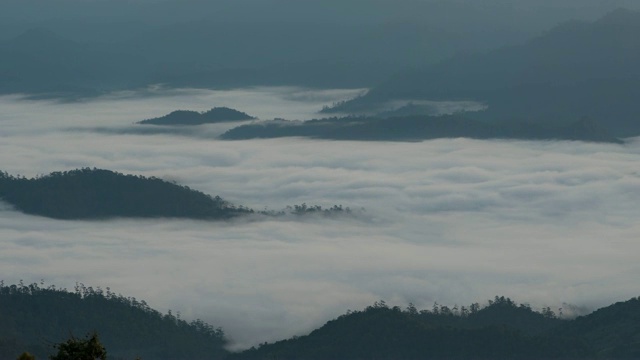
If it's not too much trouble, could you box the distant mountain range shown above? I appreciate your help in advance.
[221,115,623,144]
[138,107,255,125]
[0,11,482,97]
[3,8,639,139]
[330,9,640,137]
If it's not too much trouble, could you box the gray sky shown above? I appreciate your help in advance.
[1,0,638,92]
[3,0,639,42]
[1,89,639,349]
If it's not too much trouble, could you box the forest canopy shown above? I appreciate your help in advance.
[0,281,227,360]
[3,282,640,360]
[0,168,249,220]
[0,168,358,221]
[137,107,256,126]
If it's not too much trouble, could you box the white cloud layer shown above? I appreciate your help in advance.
[1,89,640,349]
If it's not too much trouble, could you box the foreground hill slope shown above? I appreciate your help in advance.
[2,287,639,360]
[553,297,640,358]
[0,168,358,221]
[0,168,249,220]
[230,298,575,360]
[231,296,640,360]
[0,282,228,360]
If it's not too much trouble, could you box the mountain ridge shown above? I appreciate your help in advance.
[2,281,640,360]
[221,114,623,144]
[137,107,256,126]
[328,8,640,137]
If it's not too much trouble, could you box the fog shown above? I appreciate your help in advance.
[1,88,640,349]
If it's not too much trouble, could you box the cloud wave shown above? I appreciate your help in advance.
[1,90,640,349]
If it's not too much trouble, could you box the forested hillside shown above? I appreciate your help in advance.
[0,168,359,221]
[138,107,255,126]
[3,286,640,360]
[230,296,640,360]
[0,168,249,219]
[0,282,227,360]
[221,115,622,143]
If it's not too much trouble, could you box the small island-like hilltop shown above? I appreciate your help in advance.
[138,107,256,125]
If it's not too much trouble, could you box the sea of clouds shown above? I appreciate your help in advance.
[1,87,639,349]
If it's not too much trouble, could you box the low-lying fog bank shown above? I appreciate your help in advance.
[1,88,639,349]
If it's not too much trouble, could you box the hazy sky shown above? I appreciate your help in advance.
[1,89,639,349]
[3,0,640,41]
[2,0,639,93]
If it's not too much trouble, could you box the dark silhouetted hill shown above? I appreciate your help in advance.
[4,286,640,360]
[0,168,249,220]
[0,0,574,98]
[231,296,640,360]
[0,282,227,360]
[330,9,640,137]
[553,297,640,359]
[221,115,622,143]
[138,107,255,125]
[229,297,585,360]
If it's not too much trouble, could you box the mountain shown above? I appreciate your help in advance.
[1,1,598,98]
[0,168,250,220]
[221,115,623,143]
[138,107,256,125]
[0,168,358,221]
[229,297,577,360]
[3,287,640,360]
[231,296,640,360]
[553,297,640,358]
[331,9,640,137]
[0,282,228,360]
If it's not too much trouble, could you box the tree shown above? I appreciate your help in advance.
[50,333,107,360]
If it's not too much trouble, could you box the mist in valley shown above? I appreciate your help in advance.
[1,90,639,349]
[2,1,640,356]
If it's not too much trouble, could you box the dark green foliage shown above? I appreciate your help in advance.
[5,287,640,360]
[221,115,622,143]
[17,352,36,360]
[259,204,358,218]
[1,340,34,360]
[50,333,107,360]
[230,296,640,360]
[0,168,362,221]
[0,168,251,220]
[138,108,255,126]
[230,299,575,360]
[0,7,470,97]
[553,297,640,359]
[0,282,227,360]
